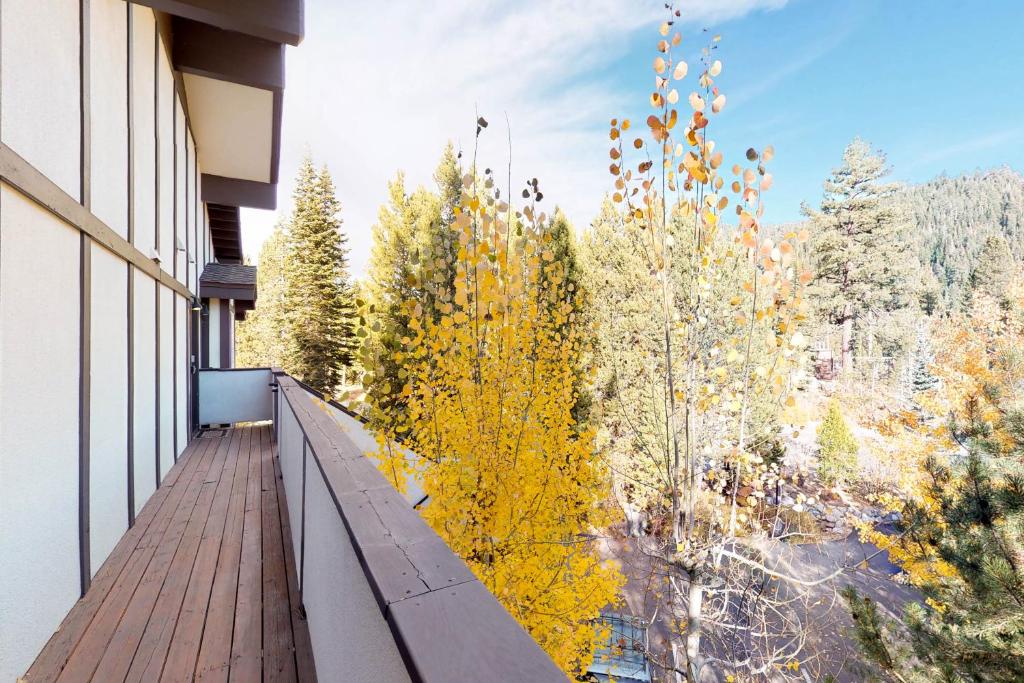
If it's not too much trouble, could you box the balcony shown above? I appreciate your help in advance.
[24,369,565,682]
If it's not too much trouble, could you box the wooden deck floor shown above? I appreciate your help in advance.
[24,425,316,682]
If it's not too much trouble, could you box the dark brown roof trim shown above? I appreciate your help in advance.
[202,174,277,210]
[132,0,304,47]
[171,17,285,91]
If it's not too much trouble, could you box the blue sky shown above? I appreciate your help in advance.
[241,0,1024,275]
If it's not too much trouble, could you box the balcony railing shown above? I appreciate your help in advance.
[204,367,566,682]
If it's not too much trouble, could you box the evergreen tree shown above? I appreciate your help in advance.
[361,145,462,425]
[540,208,590,426]
[909,322,939,394]
[847,288,1024,682]
[900,167,1024,310]
[235,222,290,368]
[284,156,356,393]
[361,172,426,421]
[816,401,859,486]
[966,233,1015,308]
[806,139,918,372]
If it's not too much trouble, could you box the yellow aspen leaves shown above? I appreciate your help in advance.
[368,163,621,677]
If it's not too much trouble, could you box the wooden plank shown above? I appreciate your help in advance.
[169,423,251,679]
[24,436,207,681]
[274,444,317,682]
[118,430,235,679]
[49,435,222,683]
[127,428,244,681]
[68,433,229,681]
[229,425,265,681]
[261,425,298,682]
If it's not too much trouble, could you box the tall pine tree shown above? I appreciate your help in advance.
[540,208,591,427]
[965,233,1015,309]
[361,145,461,425]
[284,156,356,393]
[235,222,290,368]
[806,138,917,372]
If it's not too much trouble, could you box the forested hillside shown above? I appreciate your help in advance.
[902,167,1024,309]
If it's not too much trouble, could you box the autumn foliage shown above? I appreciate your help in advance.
[362,145,621,674]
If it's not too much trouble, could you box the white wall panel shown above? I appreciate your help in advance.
[208,298,221,368]
[176,295,188,458]
[90,0,129,238]
[187,134,197,292]
[0,184,81,682]
[197,369,272,425]
[131,7,156,253]
[159,286,173,478]
[0,0,80,200]
[133,271,156,514]
[303,463,411,683]
[89,243,128,575]
[175,105,187,284]
[157,41,174,274]
[278,402,303,570]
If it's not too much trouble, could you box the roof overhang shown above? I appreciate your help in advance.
[135,1,302,228]
[200,262,258,320]
[133,0,304,46]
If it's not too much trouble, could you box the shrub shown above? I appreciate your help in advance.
[817,401,859,485]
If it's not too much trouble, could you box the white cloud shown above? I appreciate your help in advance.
[241,0,789,274]
[900,127,1024,174]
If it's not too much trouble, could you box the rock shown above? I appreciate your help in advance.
[781,495,795,506]
[884,510,903,524]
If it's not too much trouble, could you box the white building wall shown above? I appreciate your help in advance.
[89,243,129,576]
[175,105,188,284]
[89,0,129,239]
[133,273,157,514]
[208,298,222,369]
[0,0,80,200]
[0,2,248,676]
[157,40,175,273]
[131,6,156,253]
[176,295,188,458]
[0,185,82,682]
[187,135,197,290]
[159,285,174,478]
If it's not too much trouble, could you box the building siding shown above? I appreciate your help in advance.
[88,242,130,578]
[0,184,82,680]
[0,3,233,678]
[0,0,81,200]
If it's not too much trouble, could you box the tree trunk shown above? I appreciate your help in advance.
[841,302,854,373]
[685,574,705,682]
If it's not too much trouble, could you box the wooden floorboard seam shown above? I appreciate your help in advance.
[54,434,224,682]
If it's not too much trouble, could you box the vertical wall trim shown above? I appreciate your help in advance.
[152,22,159,255]
[173,294,178,462]
[300,438,307,595]
[153,19,162,488]
[78,0,93,596]
[154,282,160,489]
[126,3,136,528]
[78,237,92,595]
[184,129,189,290]
[127,266,135,526]
[172,87,179,461]
[172,89,177,281]
[219,298,230,368]
[80,0,91,210]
